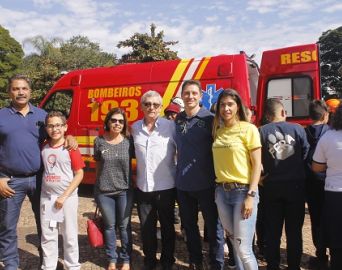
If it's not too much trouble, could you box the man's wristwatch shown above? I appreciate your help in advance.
[247,190,256,197]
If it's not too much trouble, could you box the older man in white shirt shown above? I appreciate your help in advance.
[132,90,177,270]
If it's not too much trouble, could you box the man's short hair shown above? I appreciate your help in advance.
[309,100,328,121]
[7,74,31,91]
[264,98,284,119]
[181,80,202,94]
[140,90,162,105]
[45,111,67,125]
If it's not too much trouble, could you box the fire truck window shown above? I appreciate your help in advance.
[42,90,73,119]
[267,77,311,118]
[267,78,293,117]
[293,77,311,117]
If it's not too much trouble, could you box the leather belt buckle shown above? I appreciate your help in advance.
[221,182,248,191]
[222,182,233,191]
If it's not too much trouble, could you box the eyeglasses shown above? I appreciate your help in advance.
[110,118,124,124]
[46,123,65,130]
[143,102,161,108]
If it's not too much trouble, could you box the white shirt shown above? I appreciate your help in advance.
[132,117,177,192]
[313,129,342,192]
[41,144,84,197]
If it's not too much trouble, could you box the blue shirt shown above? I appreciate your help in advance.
[132,117,177,192]
[175,107,216,191]
[0,104,47,175]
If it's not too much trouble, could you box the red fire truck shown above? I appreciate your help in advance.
[39,43,320,184]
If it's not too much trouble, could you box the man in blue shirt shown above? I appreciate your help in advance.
[0,74,76,270]
[175,80,224,270]
[0,74,47,270]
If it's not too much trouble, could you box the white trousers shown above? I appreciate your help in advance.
[40,195,80,270]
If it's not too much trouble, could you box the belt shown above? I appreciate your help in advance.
[218,182,249,191]
[12,172,37,178]
[0,170,37,178]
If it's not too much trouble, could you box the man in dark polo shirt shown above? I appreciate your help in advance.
[174,80,224,270]
[0,74,77,270]
[259,98,309,270]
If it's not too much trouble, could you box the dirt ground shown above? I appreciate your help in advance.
[4,185,322,270]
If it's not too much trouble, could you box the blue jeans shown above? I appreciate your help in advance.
[95,190,133,264]
[177,188,225,270]
[0,176,41,270]
[215,185,259,270]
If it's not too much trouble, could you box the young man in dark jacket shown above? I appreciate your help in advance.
[305,100,330,267]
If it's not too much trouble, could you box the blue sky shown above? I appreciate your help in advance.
[1,0,341,63]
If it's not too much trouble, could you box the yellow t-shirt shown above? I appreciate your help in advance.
[212,121,261,184]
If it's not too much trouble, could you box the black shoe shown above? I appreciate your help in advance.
[189,262,204,270]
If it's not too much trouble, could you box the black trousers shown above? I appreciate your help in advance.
[263,181,305,270]
[256,185,266,253]
[136,188,176,268]
[305,174,327,258]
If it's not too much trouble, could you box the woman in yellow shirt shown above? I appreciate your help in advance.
[212,89,261,270]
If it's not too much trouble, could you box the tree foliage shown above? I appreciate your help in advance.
[318,26,342,98]
[22,36,63,105]
[21,35,116,105]
[0,25,24,107]
[60,35,116,70]
[117,23,179,63]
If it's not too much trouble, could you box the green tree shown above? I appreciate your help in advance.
[22,36,63,105]
[22,35,116,105]
[0,25,24,108]
[60,35,116,70]
[117,23,179,63]
[318,26,342,98]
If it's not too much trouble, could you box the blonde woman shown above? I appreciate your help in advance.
[212,89,261,270]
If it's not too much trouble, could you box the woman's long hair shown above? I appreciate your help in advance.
[212,89,247,139]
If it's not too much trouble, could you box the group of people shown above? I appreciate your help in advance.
[90,85,342,270]
[95,80,225,270]
[1,75,342,270]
